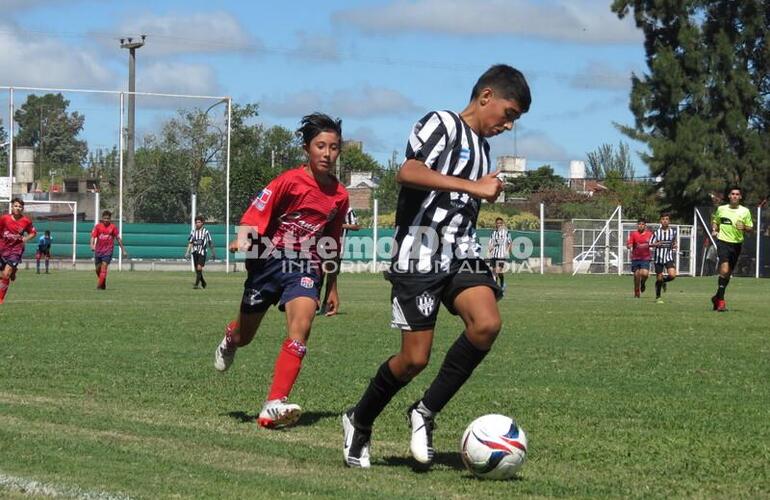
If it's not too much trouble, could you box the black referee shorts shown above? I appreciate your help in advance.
[716,240,742,269]
[387,259,501,331]
[654,261,675,274]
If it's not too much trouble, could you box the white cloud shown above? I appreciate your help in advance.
[489,128,573,163]
[346,126,387,153]
[0,0,74,11]
[292,32,340,62]
[261,86,418,119]
[570,61,633,91]
[111,11,258,56]
[137,61,220,96]
[0,22,114,88]
[334,0,641,44]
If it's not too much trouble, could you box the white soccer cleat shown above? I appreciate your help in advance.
[408,403,435,466]
[342,409,371,468]
[213,336,236,372]
[258,399,302,429]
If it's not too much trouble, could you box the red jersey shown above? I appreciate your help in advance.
[240,166,349,261]
[91,222,119,256]
[0,214,36,258]
[627,229,653,261]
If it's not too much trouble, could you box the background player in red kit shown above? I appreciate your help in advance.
[213,113,349,429]
[90,210,128,290]
[0,198,37,304]
[626,217,653,298]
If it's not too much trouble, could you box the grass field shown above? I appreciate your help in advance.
[1,270,768,499]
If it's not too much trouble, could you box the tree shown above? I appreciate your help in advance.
[505,165,567,196]
[0,118,7,176]
[13,93,88,178]
[586,142,635,180]
[612,0,770,214]
[338,142,381,185]
[87,147,120,206]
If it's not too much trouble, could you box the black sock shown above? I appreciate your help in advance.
[716,276,729,299]
[195,271,201,285]
[664,275,674,282]
[655,281,662,298]
[499,274,505,288]
[354,359,408,429]
[421,333,490,414]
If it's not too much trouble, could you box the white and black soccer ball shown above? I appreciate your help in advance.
[460,414,527,480]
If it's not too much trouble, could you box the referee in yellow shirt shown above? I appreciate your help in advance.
[711,187,753,312]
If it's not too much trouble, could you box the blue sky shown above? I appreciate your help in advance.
[0,0,648,176]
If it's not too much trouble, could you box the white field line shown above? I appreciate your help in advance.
[0,472,131,499]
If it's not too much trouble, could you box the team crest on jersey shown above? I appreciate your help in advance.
[459,148,470,160]
[300,277,315,289]
[416,292,436,317]
[254,188,272,211]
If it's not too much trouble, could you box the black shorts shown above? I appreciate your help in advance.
[192,252,206,267]
[387,259,502,331]
[489,258,508,269]
[654,261,675,274]
[716,240,742,268]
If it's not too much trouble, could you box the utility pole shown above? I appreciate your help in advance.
[120,35,145,221]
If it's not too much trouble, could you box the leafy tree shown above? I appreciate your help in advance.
[13,93,88,178]
[338,142,381,185]
[372,150,400,212]
[586,142,635,180]
[505,165,567,196]
[86,147,119,206]
[612,0,770,214]
[0,119,7,176]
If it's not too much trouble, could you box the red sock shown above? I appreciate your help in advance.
[98,268,107,288]
[267,339,307,401]
[225,320,238,348]
[0,277,9,303]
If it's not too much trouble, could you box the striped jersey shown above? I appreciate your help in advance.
[392,110,491,273]
[188,227,212,255]
[650,226,677,264]
[488,228,512,259]
[343,207,358,240]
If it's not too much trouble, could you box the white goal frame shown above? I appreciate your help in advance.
[21,200,78,266]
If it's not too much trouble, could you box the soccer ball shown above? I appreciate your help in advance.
[460,414,527,480]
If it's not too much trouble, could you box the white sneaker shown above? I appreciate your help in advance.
[407,402,435,466]
[214,336,236,372]
[342,409,371,468]
[258,398,302,429]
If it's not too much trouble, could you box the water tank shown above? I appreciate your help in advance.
[15,147,35,183]
[569,160,586,179]
[496,155,526,173]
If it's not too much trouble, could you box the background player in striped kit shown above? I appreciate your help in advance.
[185,215,216,289]
[487,217,512,290]
[342,64,531,469]
[650,213,677,303]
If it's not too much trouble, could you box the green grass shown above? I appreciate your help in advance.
[1,271,768,499]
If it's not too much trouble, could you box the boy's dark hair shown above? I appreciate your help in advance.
[195,215,205,223]
[471,64,531,113]
[102,210,112,217]
[638,217,647,223]
[660,212,670,218]
[727,186,742,196]
[11,197,24,207]
[45,230,51,235]
[296,113,342,146]
[495,217,504,222]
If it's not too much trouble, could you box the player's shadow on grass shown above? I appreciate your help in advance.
[380,452,465,473]
[223,410,337,427]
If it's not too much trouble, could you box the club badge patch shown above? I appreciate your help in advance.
[416,292,436,317]
[300,277,315,289]
[254,188,272,211]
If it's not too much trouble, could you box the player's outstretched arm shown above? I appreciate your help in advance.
[396,160,502,202]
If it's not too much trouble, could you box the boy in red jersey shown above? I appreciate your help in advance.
[90,210,127,290]
[626,217,653,298]
[213,113,349,429]
[0,198,37,304]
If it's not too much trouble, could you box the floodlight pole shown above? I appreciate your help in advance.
[120,35,145,223]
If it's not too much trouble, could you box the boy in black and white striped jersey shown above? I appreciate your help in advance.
[487,217,512,290]
[342,65,531,469]
[185,215,216,289]
[650,212,677,303]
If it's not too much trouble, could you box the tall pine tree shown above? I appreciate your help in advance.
[612,0,770,214]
